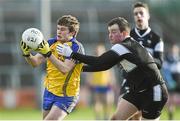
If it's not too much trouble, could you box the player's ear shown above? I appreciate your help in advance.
[122,31,129,37]
[147,12,150,20]
[148,15,150,21]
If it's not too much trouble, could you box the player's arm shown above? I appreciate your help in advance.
[154,52,163,69]
[34,40,75,73]
[80,51,119,72]
[48,55,75,74]
[153,40,164,69]
[20,41,46,67]
[25,54,46,67]
[57,44,130,71]
[48,43,82,74]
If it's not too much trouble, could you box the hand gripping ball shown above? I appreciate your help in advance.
[22,28,43,50]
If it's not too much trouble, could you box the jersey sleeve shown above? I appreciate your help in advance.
[153,39,164,69]
[72,50,121,71]
[47,38,57,47]
[154,40,164,52]
[72,43,79,52]
[110,44,131,56]
[66,42,84,64]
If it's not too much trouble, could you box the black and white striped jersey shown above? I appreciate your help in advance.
[130,27,164,69]
[73,37,165,92]
[110,37,164,91]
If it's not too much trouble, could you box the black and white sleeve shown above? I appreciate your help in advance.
[76,44,131,72]
[153,40,164,69]
[72,50,120,72]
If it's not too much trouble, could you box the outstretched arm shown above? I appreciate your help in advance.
[57,44,121,71]
[82,64,111,72]
[75,51,121,72]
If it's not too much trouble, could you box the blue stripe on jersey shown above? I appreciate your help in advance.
[69,37,79,52]
[47,37,57,46]
[66,38,80,60]
[47,37,79,51]
[71,43,79,52]
[47,37,80,63]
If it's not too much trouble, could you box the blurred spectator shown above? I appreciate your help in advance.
[162,44,180,120]
[86,44,116,120]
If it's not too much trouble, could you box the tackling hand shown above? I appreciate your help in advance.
[57,44,73,57]
[37,40,52,58]
[20,40,31,57]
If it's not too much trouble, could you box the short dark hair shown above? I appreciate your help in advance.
[133,2,149,13]
[108,17,130,33]
[57,15,80,37]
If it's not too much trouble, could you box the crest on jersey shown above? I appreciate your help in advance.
[147,39,152,44]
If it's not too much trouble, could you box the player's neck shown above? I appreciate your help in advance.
[136,24,149,30]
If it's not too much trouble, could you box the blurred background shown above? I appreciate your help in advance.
[0,0,180,120]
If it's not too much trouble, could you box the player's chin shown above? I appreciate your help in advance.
[137,20,143,25]
[59,39,67,43]
[56,36,61,41]
[110,40,116,44]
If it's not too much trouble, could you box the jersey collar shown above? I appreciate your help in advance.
[55,36,76,43]
[135,27,151,38]
[69,37,76,42]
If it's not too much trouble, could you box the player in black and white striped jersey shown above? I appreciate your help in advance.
[120,2,164,119]
[130,2,163,69]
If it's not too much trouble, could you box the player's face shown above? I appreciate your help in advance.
[133,7,150,29]
[108,24,124,44]
[56,25,74,42]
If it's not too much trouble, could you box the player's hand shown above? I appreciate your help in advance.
[57,44,73,57]
[20,40,31,57]
[37,40,52,58]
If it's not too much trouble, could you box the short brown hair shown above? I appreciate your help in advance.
[108,17,130,33]
[57,15,80,37]
[133,2,149,13]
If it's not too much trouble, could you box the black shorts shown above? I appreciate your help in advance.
[119,79,130,95]
[122,84,168,119]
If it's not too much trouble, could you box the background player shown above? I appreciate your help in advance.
[131,2,164,69]
[162,44,180,120]
[20,15,85,120]
[57,17,168,120]
[86,44,116,120]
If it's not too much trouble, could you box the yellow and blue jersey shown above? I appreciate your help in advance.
[90,70,112,93]
[44,37,84,97]
[90,70,111,87]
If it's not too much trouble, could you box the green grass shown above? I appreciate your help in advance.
[65,107,95,120]
[160,107,180,120]
[0,108,41,120]
[1,106,180,120]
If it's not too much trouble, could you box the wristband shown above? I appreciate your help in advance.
[43,51,52,58]
[22,54,30,57]
[70,52,74,58]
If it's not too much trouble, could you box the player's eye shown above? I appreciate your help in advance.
[134,11,144,16]
[134,12,138,16]
[112,30,118,33]
[139,11,144,15]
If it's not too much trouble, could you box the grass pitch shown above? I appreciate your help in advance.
[0,106,180,120]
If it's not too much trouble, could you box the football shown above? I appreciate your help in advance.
[22,28,43,50]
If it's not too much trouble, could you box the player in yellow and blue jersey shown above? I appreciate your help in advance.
[20,15,85,120]
[87,44,116,120]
